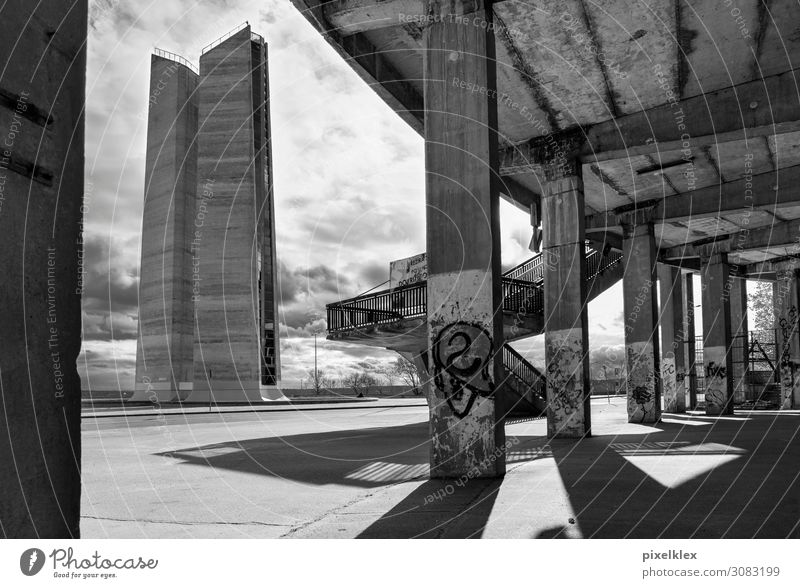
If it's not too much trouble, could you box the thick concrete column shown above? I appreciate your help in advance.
[729,278,749,403]
[699,248,734,415]
[683,272,699,409]
[0,1,87,537]
[424,0,505,478]
[542,175,591,438]
[658,265,686,413]
[621,213,661,423]
[774,264,800,410]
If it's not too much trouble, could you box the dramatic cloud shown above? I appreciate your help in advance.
[81,0,628,389]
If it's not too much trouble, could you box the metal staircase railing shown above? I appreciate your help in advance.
[503,344,545,397]
[501,343,547,416]
[326,247,623,334]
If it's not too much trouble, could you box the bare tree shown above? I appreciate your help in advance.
[306,368,329,395]
[393,356,421,396]
[342,371,376,397]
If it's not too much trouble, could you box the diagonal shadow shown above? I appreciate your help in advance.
[357,478,503,538]
[160,422,431,488]
[545,413,800,538]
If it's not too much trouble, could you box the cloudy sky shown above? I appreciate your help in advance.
[80,0,637,390]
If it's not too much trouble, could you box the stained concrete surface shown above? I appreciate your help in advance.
[81,398,800,538]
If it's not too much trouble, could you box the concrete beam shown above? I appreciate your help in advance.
[581,66,800,156]
[587,165,800,233]
[662,218,800,260]
[498,175,539,210]
[325,0,425,34]
[290,0,424,133]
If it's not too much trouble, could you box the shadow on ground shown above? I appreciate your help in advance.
[159,411,800,538]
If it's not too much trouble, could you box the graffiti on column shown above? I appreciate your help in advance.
[704,361,727,408]
[546,337,583,418]
[626,342,658,423]
[779,305,798,408]
[431,321,494,418]
[662,353,677,412]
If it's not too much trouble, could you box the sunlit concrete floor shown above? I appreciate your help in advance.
[81,398,800,538]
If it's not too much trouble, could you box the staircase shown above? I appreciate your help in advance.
[325,245,624,417]
[326,245,624,346]
[500,343,547,418]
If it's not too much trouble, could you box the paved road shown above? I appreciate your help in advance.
[82,399,800,538]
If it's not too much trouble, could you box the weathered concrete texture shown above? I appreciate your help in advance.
[622,221,661,423]
[132,55,198,403]
[0,0,87,537]
[729,278,748,403]
[774,267,800,409]
[657,265,686,413]
[191,27,280,402]
[683,273,699,409]
[424,9,505,478]
[700,251,734,415]
[542,176,590,438]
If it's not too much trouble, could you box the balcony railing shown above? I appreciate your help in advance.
[327,248,623,334]
[153,48,198,74]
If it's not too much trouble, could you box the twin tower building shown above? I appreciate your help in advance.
[132,25,281,403]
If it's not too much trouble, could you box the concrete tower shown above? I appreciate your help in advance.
[190,25,281,402]
[133,50,199,402]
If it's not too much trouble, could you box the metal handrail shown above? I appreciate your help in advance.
[201,22,250,54]
[327,248,623,334]
[503,344,546,398]
[153,48,198,74]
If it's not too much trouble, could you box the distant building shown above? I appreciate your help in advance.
[190,25,281,401]
[132,50,199,402]
[134,26,281,403]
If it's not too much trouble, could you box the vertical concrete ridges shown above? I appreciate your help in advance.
[0,0,87,537]
[191,26,280,400]
[133,53,199,401]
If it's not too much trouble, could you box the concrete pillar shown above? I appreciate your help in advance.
[729,278,749,404]
[774,264,800,409]
[683,272,699,409]
[0,0,87,537]
[699,249,734,415]
[621,213,661,423]
[423,0,505,478]
[658,265,686,413]
[542,175,591,438]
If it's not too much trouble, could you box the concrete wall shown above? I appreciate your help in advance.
[192,28,273,401]
[0,0,87,537]
[133,55,198,401]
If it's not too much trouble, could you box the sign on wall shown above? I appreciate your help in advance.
[390,252,427,289]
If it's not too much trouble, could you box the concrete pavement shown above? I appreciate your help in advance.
[81,398,800,538]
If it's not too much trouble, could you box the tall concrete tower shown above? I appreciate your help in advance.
[133,50,199,402]
[190,25,281,402]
